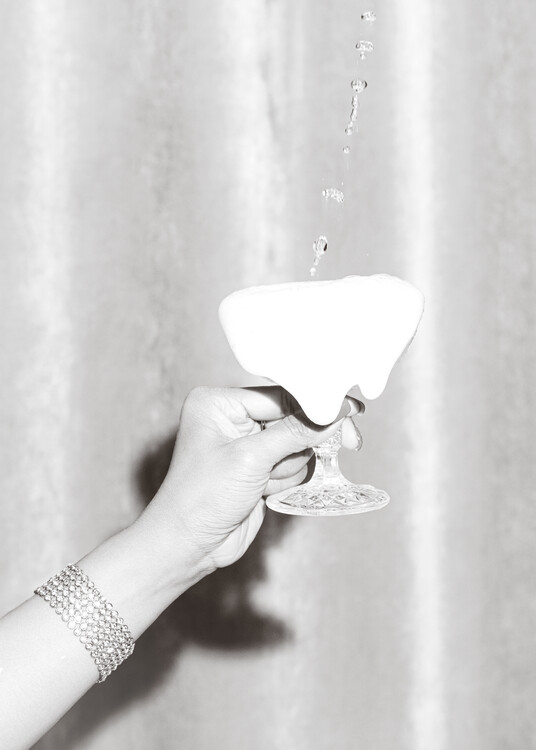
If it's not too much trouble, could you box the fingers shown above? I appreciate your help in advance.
[262,415,362,459]
[225,385,364,424]
[341,417,363,450]
[248,410,347,469]
[264,465,309,497]
[344,398,366,418]
[228,386,302,422]
[209,499,267,568]
[270,449,313,480]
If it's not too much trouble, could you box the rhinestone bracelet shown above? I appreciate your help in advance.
[35,563,135,683]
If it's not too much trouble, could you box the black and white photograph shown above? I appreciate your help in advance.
[0,1,534,748]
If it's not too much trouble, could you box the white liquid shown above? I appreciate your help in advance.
[219,275,425,425]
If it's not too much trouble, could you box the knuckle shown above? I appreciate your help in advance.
[182,386,221,416]
[281,415,308,439]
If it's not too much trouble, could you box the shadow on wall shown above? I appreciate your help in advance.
[37,431,296,749]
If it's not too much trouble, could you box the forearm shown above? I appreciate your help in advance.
[0,511,201,750]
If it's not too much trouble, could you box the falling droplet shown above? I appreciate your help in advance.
[343,146,351,154]
[345,124,354,135]
[309,235,328,277]
[351,79,368,93]
[361,11,377,24]
[322,188,345,203]
[356,40,374,60]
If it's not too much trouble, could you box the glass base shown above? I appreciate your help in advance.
[266,480,390,517]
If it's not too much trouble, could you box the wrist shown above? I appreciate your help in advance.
[131,504,212,597]
[77,510,208,641]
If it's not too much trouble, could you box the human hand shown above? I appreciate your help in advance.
[141,386,364,581]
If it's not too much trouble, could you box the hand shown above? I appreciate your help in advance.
[142,386,364,581]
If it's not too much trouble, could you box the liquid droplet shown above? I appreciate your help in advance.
[313,236,328,256]
[322,188,345,203]
[310,235,328,277]
[361,11,377,24]
[356,40,374,60]
[345,124,354,136]
[351,79,368,93]
[343,146,351,154]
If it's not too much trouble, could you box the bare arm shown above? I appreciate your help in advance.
[0,386,361,749]
[0,517,201,749]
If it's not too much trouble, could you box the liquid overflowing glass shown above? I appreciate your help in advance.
[216,9,425,518]
[219,276,425,517]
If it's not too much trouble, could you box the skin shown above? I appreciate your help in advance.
[0,385,363,750]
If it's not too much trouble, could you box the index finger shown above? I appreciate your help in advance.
[228,385,365,423]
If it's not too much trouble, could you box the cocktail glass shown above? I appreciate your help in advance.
[219,275,424,517]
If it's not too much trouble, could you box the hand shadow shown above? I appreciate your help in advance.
[36,430,296,749]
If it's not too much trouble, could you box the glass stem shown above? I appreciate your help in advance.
[311,428,345,485]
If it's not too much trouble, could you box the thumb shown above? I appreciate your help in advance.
[250,402,351,469]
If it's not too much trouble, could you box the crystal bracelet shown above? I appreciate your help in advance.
[35,563,135,683]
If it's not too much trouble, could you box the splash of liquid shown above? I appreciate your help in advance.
[351,79,368,93]
[307,17,376,277]
[356,40,374,60]
[322,188,345,203]
[309,236,328,277]
[361,11,377,24]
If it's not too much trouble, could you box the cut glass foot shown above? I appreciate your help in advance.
[266,481,390,517]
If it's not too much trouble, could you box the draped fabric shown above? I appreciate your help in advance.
[1,1,535,748]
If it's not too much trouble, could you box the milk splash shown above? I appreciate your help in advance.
[312,7,376,278]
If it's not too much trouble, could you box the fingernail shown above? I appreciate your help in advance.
[335,400,352,421]
[344,398,366,417]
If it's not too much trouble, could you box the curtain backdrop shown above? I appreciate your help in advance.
[1,1,535,748]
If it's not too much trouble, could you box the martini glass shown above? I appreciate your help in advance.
[219,275,424,517]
